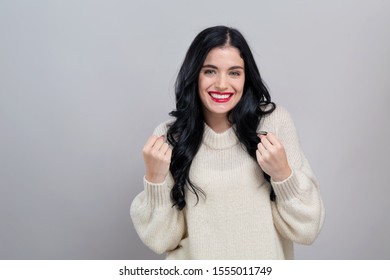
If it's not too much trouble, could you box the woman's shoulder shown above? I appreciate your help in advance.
[152,119,175,136]
[261,103,292,121]
[258,104,294,132]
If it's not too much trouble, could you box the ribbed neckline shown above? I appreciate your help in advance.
[202,123,239,149]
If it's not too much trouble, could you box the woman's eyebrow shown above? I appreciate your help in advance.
[201,64,244,70]
[202,64,218,69]
[229,66,244,70]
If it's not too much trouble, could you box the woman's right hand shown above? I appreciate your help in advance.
[142,135,172,184]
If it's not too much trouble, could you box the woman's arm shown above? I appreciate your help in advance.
[270,157,325,245]
[259,106,325,244]
[130,121,186,254]
[130,175,186,254]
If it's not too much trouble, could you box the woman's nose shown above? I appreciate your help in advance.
[215,74,228,90]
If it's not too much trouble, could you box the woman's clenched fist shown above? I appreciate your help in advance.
[256,132,292,182]
[142,135,172,184]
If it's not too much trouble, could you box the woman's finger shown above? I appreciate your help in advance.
[257,142,266,156]
[152,136,166,151]
[259,135,273,150]
[264,132,281,147]
[144,135,159,149]
[256,149,262,162]
[165,147,172,160]
[160,143,171,155]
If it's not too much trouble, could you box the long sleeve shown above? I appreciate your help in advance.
[130,176,186,254]
[130,120,186,254]
[261,106,325,245]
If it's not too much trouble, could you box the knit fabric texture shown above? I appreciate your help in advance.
[130,106,325,259]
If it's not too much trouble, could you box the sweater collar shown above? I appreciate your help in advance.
[202,123,239,149]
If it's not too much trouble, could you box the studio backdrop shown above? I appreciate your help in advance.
[1,0,389,259]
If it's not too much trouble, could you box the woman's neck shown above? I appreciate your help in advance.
[204,114,232,133]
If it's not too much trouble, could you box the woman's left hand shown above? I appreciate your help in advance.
[256,132,292,182]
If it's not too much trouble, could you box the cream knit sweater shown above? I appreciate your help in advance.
[130,106,325,259]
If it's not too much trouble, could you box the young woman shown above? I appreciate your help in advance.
[131,26,325,259]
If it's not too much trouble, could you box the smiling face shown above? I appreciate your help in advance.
[198,46,245,128]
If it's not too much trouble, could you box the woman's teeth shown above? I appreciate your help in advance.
[210,93,231,99]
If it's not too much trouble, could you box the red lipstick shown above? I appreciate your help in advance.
[208,91,234,103]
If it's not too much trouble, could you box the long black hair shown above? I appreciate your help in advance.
[167,26,276,210]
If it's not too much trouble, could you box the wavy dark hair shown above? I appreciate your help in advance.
[167,26,276,210]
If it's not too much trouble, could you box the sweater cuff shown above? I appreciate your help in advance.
[271,171,303,201]
[143,177,172,207]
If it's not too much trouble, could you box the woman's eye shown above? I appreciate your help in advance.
[204,69,216,75]
[230,71,241,77]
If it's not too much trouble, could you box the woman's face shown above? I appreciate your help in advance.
[198,46,245,122]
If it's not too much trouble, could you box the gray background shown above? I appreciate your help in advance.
[1,0,389,259]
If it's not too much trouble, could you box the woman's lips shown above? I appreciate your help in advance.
[208,91,234,103]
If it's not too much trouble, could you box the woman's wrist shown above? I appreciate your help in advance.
[145,173,166,184]
[271,167,292,182]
